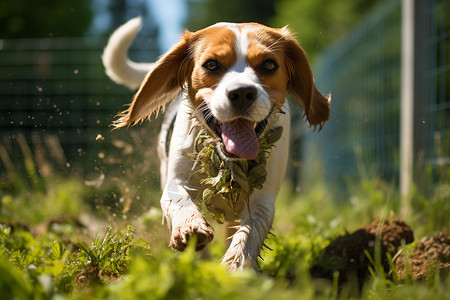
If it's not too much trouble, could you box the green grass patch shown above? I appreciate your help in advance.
[0,136,448,299]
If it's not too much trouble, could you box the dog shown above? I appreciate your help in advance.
[102,17,330,270]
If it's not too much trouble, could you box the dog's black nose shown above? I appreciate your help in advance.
[227,86,257,109]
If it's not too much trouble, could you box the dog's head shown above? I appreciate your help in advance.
[114,23,330,159]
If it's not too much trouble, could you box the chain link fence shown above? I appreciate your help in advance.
[0,35,159,170]
[298,0,449,195]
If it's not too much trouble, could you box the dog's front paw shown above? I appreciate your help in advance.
[221,251,245,271]
[221,226,259,271]
[170,220,214,251]
[221,249,258,271]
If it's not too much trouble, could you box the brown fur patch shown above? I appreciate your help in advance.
[114,23,330,129]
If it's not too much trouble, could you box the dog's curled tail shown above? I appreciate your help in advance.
[102,17,154,90]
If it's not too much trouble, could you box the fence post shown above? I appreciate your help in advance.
[400,0,414,217]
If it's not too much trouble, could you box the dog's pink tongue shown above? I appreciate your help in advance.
[221,119,258,159]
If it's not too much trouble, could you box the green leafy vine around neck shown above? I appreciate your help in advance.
[184,123,282,223]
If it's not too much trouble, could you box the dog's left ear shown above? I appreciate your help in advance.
[113,31,193,128]
[282,28,330,130]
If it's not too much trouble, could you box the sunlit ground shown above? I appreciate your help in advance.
[0,130,449,299]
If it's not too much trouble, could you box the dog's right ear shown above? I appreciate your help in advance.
[113,31,193,128]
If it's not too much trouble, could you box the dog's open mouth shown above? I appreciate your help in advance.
[203,109,271,160]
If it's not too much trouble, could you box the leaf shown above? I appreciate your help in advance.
[200,169,223,186]
[205,203,225,224]
[50,241,65,260]
[247,164,268,188]
[230,163,249,192]
[203,187,216,203]
[184,118,278,223]
[77,241,98,265]
[265,126,283,145]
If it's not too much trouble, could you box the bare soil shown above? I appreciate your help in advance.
[393,232,450,281]
[310,218,449,289]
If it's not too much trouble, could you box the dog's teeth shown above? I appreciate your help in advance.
[253,123,257,129]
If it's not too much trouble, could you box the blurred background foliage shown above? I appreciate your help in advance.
[1,0,382,57]
[187,0,381,61]
[1,0,448,224]
[0,0,93,38]
[0,0,385,190]
[187,0,277,31]
[271,0,381,60]
[0,0,449,298]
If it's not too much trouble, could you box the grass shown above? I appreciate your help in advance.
[0,135,449,299]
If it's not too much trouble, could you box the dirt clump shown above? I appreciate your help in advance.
[310,218,414,289]
[363,218,414,251]
[393,232,450,281]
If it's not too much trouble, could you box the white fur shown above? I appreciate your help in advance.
[103,19,291,270]
[207,25,272,123]
[102,17,154,90]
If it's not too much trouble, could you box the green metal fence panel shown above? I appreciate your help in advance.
[300,0,449,194]
[416,0,450,188]
[0,35,159,166]
[304,0,402,189]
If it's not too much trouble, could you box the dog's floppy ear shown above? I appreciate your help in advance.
[282,28,330,130]
[113,31,193,128]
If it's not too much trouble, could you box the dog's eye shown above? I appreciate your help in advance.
[203,60,221,73]
[261,60,277,73]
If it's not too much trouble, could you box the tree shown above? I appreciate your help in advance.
[187,0,276,30]
[271,0,381,61]
[185,0,381,62]
[0,0,93,38]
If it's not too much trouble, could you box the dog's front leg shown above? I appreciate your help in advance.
[159,99,214,251]
[221,194,275,270]
[222,107,291,270]
[161,178,214,251]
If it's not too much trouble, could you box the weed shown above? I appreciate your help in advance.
[0,134,448,299]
